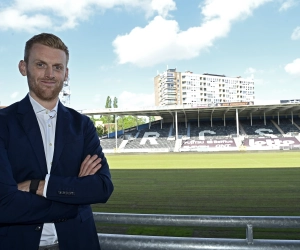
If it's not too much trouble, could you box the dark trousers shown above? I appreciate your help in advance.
[38,243,59,250]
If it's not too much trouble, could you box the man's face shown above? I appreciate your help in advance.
[19,43,68,104]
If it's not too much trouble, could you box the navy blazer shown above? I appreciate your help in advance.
[0,95,114,250]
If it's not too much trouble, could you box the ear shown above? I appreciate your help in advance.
[64,67,69,82]
[18,60,27,76]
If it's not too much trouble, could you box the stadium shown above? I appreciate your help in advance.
[82,101,300,247]
[83,102,300,153]
[2,81,300,247]
[2,97,300,248]
[1,88,300,247]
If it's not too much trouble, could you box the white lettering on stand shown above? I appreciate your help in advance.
[199,130,216,140]
[140,132,160,145]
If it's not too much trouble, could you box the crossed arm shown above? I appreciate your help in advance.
[0,108,113,225]
[17,154,102,195]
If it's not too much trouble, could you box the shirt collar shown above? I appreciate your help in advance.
[28,93,59,114]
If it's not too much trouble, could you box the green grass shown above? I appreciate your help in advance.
[106,151,300,169]
[93,151,300,239]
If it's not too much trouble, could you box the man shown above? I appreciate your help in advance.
[0,33,114,250]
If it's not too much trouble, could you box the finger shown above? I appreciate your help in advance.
[17,180,30,192]
[79,155,91,176]
[79,158,101,177]
[88,163,102,175]
[79,155,101,177]
[83,157,101,176]
[82,155,99,174]
[81,155,91,166]
[85,164,102,176]
[80,154,98,176]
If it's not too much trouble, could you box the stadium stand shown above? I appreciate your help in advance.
[240,118,282,138]
[175,122,188,138]
[99,118,300,153]
[293,117,300,128]
[181,120,238,152]
[189,120,238,140]
[99,137,123,152]
[87,103,300,153]
[99,118,300,152]
[277,118,300,135]
[103,121,176,153]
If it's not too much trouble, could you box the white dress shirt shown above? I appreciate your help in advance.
[29,94,58,246]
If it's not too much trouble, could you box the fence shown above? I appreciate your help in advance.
[94,212,300,250]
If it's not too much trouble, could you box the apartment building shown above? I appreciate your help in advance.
[154,69,255,106]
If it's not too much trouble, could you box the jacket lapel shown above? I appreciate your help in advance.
[51,101,69,173]
[16,96,48,176]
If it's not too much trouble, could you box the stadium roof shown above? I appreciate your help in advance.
[82,103,300,123]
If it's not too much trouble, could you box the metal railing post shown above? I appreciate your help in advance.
[246,224,253,244]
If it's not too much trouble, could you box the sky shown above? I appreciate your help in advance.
[0,0,299,111]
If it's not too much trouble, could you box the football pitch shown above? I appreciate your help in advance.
[93,151,300,239]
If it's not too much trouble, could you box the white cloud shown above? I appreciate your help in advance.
[150,0,176,18]
[244,67,272,89]
[285,58,300,75]
[291,26,300,40]
[113,0,272,67]
[245,67,257,79]
[279,0,297,11]
[0,9,52,32]
[99,64,115,71]
[244,67,264,79]
[118,91,154,109]
[245,67,257,74]
[0,0,176,32]
[10,92,19,99]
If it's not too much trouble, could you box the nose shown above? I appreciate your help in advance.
[45,66,55,79]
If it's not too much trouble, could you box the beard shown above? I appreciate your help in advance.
[26,68,64,102]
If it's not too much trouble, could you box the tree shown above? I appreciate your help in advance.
[96,126,107,137]
[105,96,112,109]
[113,97,118,108]
[149,116,156,122]
[105,96,112,123]
[112,97,118,123]
[117,116,147,130]
[89,116,96,125]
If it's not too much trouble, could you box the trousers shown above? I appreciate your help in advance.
[38,243,59,250]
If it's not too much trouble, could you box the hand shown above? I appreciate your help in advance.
[18,180,45,196]
[18,180,31,192]
[79,154,102,177]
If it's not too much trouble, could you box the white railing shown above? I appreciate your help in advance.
[94,213,300,250]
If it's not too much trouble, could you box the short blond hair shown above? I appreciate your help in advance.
[24,33,69,64]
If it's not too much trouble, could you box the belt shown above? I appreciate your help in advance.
[39,243,59,250]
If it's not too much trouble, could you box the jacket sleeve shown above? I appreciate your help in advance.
[45,117,114,205]
[0,141,78,225]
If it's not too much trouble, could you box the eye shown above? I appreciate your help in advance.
[54,65,63,71]
[36,62,45,68]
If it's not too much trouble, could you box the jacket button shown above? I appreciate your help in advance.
[35,226,42,231]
